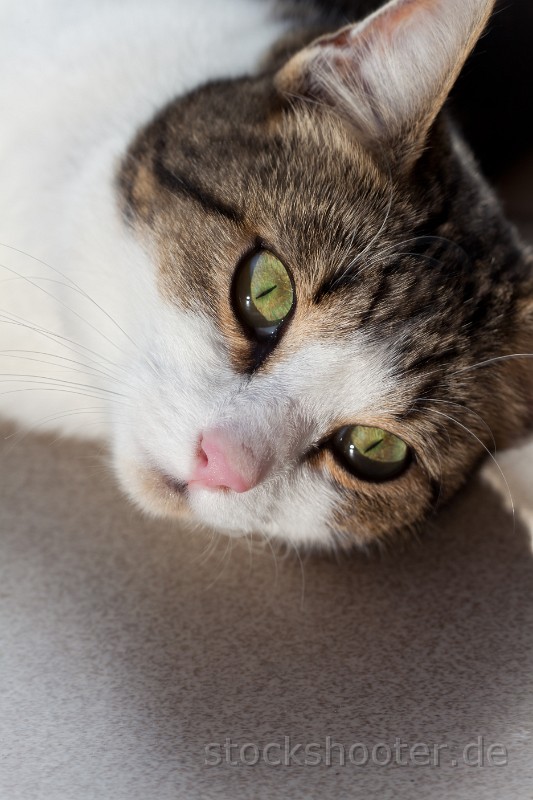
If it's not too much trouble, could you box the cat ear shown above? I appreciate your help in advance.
[276,0,495,166]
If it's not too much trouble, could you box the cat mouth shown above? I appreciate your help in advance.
[136,446,189,496]
[125,458,192,520]
[161,472,188,496]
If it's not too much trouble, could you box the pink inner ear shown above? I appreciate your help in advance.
[375,0,433,30]
[316,0,421,52]
[321,29,355,50]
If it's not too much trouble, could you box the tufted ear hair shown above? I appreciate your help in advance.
[276,0,495,168]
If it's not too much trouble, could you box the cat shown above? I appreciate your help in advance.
[0,0,532,549]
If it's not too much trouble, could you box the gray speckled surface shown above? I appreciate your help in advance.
[0,163,532,799]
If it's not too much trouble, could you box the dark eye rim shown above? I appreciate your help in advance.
[230,240,296,346]
[326,424,414,484]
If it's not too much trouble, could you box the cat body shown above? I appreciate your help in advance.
[1,0,532,548]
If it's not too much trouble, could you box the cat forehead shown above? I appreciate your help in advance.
[120,80,404,304]
[120,76,392,245]
[119,74,514,376]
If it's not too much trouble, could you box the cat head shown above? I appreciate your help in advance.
[115,0,533,549]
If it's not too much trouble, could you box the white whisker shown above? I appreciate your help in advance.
[413,396,497,452]
[0,240,146,359]
[0,386,131,406]
[454,353,533,375]
[425,407,516,532]
[0,349,133,390]
[0,262,139,364]
[3,406,110,453]
[333,165,395,286]
[0,373,130,400]
[0,311,129,376]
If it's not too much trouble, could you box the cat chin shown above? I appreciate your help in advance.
[112,452,336,547]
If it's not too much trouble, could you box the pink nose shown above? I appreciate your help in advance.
[188,429,260,493]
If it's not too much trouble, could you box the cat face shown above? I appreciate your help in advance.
[114,0,533,548]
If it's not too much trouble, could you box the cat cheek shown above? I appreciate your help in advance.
[330,468,434,548]
[111,450,192,522]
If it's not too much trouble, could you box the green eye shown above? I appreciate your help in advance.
[233,249,294,339]
[331,425,411,482]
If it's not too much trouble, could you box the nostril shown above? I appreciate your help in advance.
[196,437,208,468]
